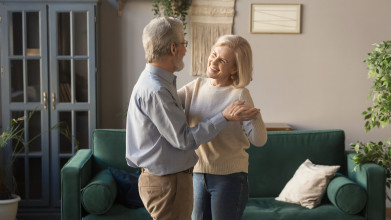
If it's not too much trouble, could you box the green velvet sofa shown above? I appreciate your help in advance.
[61,129,385,220]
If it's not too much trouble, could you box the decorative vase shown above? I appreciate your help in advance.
[0,194,21,220]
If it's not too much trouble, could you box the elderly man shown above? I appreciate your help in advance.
[126,17,259,220]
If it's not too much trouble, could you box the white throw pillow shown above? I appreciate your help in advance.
[275,159,340,209]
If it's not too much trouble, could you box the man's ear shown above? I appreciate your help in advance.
[170,43,176,56]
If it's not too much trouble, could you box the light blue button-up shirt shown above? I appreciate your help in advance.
[126,64,228,176]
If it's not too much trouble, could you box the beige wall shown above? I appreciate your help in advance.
[99,0,391,207]
[100,0,391,147]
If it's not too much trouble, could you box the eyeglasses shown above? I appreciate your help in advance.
[176,40,188,48]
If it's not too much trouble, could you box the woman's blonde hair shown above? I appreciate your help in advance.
[212,35,253,88]
[142,17,183,63]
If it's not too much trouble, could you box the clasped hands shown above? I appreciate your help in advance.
[222,100,260,121]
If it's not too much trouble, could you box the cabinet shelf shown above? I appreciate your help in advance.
[26,48,40,56]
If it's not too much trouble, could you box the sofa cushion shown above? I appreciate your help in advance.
[244,198,366,220]
[93,129,139,172]
[327,175,367,214]
[247,130,345,198]
[275,159,340,209]
[81,169,117,215]
[109,167,144,208]
[83,204,153,220]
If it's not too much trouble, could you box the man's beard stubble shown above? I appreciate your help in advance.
[174,57,184,72]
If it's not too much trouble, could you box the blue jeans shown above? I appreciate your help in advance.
[192,172,248,220]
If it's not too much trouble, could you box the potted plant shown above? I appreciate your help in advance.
[151,0,192,34]
[0,112,75,219]
[0,115,26,220]
[351,40,391,201]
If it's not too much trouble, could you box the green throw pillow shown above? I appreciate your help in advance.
[81,169,118,215]
[327,175,367,215]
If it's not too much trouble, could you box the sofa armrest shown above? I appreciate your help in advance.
[347,153,385,220]
[61,149,94,220]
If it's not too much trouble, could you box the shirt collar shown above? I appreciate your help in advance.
[145,63,177,86]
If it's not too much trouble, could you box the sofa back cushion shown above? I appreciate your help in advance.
[247,129,345,198]
[92,129,138,173]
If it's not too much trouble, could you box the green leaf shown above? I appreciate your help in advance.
[355,144,360,153]
[358,41,391,200]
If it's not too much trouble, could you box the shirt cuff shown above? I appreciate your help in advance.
[210,112,228,131]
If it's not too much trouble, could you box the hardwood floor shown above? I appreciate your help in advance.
[387,208,391,220]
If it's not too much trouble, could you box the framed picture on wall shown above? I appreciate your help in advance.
[250,3,301,34]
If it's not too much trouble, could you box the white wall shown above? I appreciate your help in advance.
[100,0,391,147]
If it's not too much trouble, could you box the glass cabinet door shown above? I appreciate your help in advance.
[0,1,97,211]
[48,4,96,206]
[0,5,50,207]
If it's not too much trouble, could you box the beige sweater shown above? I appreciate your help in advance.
[177,77,267,175]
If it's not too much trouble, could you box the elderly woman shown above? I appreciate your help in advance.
[178,35,268,220]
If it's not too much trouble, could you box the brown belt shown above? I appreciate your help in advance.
[141,167,193,175]
[181,167,194,174]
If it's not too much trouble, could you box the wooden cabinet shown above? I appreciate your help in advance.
[265,123,293,131]
[0,0,98,218]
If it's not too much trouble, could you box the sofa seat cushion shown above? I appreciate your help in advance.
[83,204,152,220]
[243,198,365,220]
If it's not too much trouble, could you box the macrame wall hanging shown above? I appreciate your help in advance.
[190,0,236,76]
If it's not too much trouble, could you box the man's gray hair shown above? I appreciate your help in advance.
[142,17,183,63]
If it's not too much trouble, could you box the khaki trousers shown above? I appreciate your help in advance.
[138,170,193,220]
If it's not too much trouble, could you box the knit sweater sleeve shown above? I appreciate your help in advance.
[240,88,267,147]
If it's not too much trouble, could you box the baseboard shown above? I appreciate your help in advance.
[17,208,60,220]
